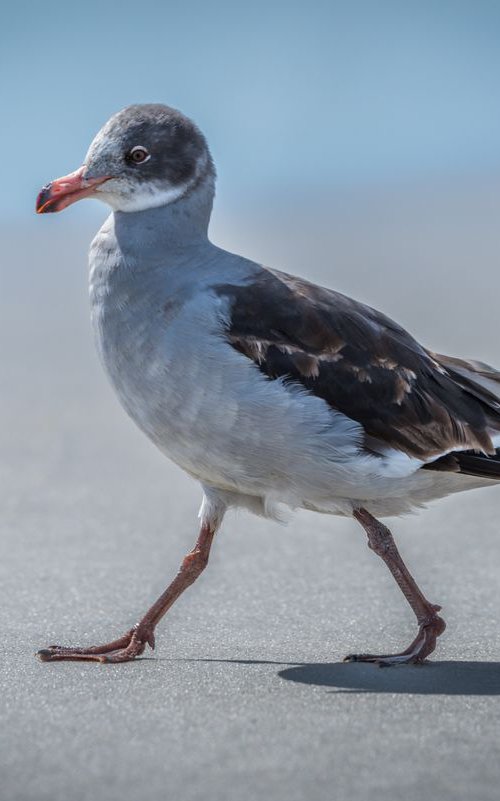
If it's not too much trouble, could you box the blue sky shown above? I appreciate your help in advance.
[3,0,500,219]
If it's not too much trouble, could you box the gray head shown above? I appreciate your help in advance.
[36,104,215,214]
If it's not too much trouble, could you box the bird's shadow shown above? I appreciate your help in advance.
[190,658,500,695]
[281,660,500,695]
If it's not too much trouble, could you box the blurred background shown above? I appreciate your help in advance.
[2,3,500,800]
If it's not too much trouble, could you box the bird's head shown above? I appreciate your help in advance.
[36,104,214,214]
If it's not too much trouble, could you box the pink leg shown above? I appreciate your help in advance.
[344,508,446,665]
[38,521,217,664]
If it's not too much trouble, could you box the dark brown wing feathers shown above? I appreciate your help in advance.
[216,268,500,464]
[423,448,500,478]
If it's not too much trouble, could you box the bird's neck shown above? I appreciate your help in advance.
[112,174,215,263]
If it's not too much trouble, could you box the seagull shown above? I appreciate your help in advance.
[36,103,500,665]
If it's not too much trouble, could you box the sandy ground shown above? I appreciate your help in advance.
[1,180,500,801]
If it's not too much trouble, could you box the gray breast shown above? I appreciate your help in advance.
[89,221,207,450]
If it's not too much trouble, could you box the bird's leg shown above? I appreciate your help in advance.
[344,507,445,666]
[38,520,218,664]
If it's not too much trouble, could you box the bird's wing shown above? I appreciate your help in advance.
[215,266,500,463]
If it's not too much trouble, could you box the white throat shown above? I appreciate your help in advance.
[95,180,189,213]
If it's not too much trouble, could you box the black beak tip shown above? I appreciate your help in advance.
[36,183,54,213]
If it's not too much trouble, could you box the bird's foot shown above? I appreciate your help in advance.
[343,612,446,667]
[37,624,156,664]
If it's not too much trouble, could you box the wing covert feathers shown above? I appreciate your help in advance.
[216,267,500,464]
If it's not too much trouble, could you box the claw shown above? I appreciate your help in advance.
[36,627,148,664]
[343,615,445,666]
[37,649,55,661]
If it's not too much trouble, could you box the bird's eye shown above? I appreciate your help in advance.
[126,146,150,165]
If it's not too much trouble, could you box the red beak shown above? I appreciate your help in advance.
[36,166,110,214]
